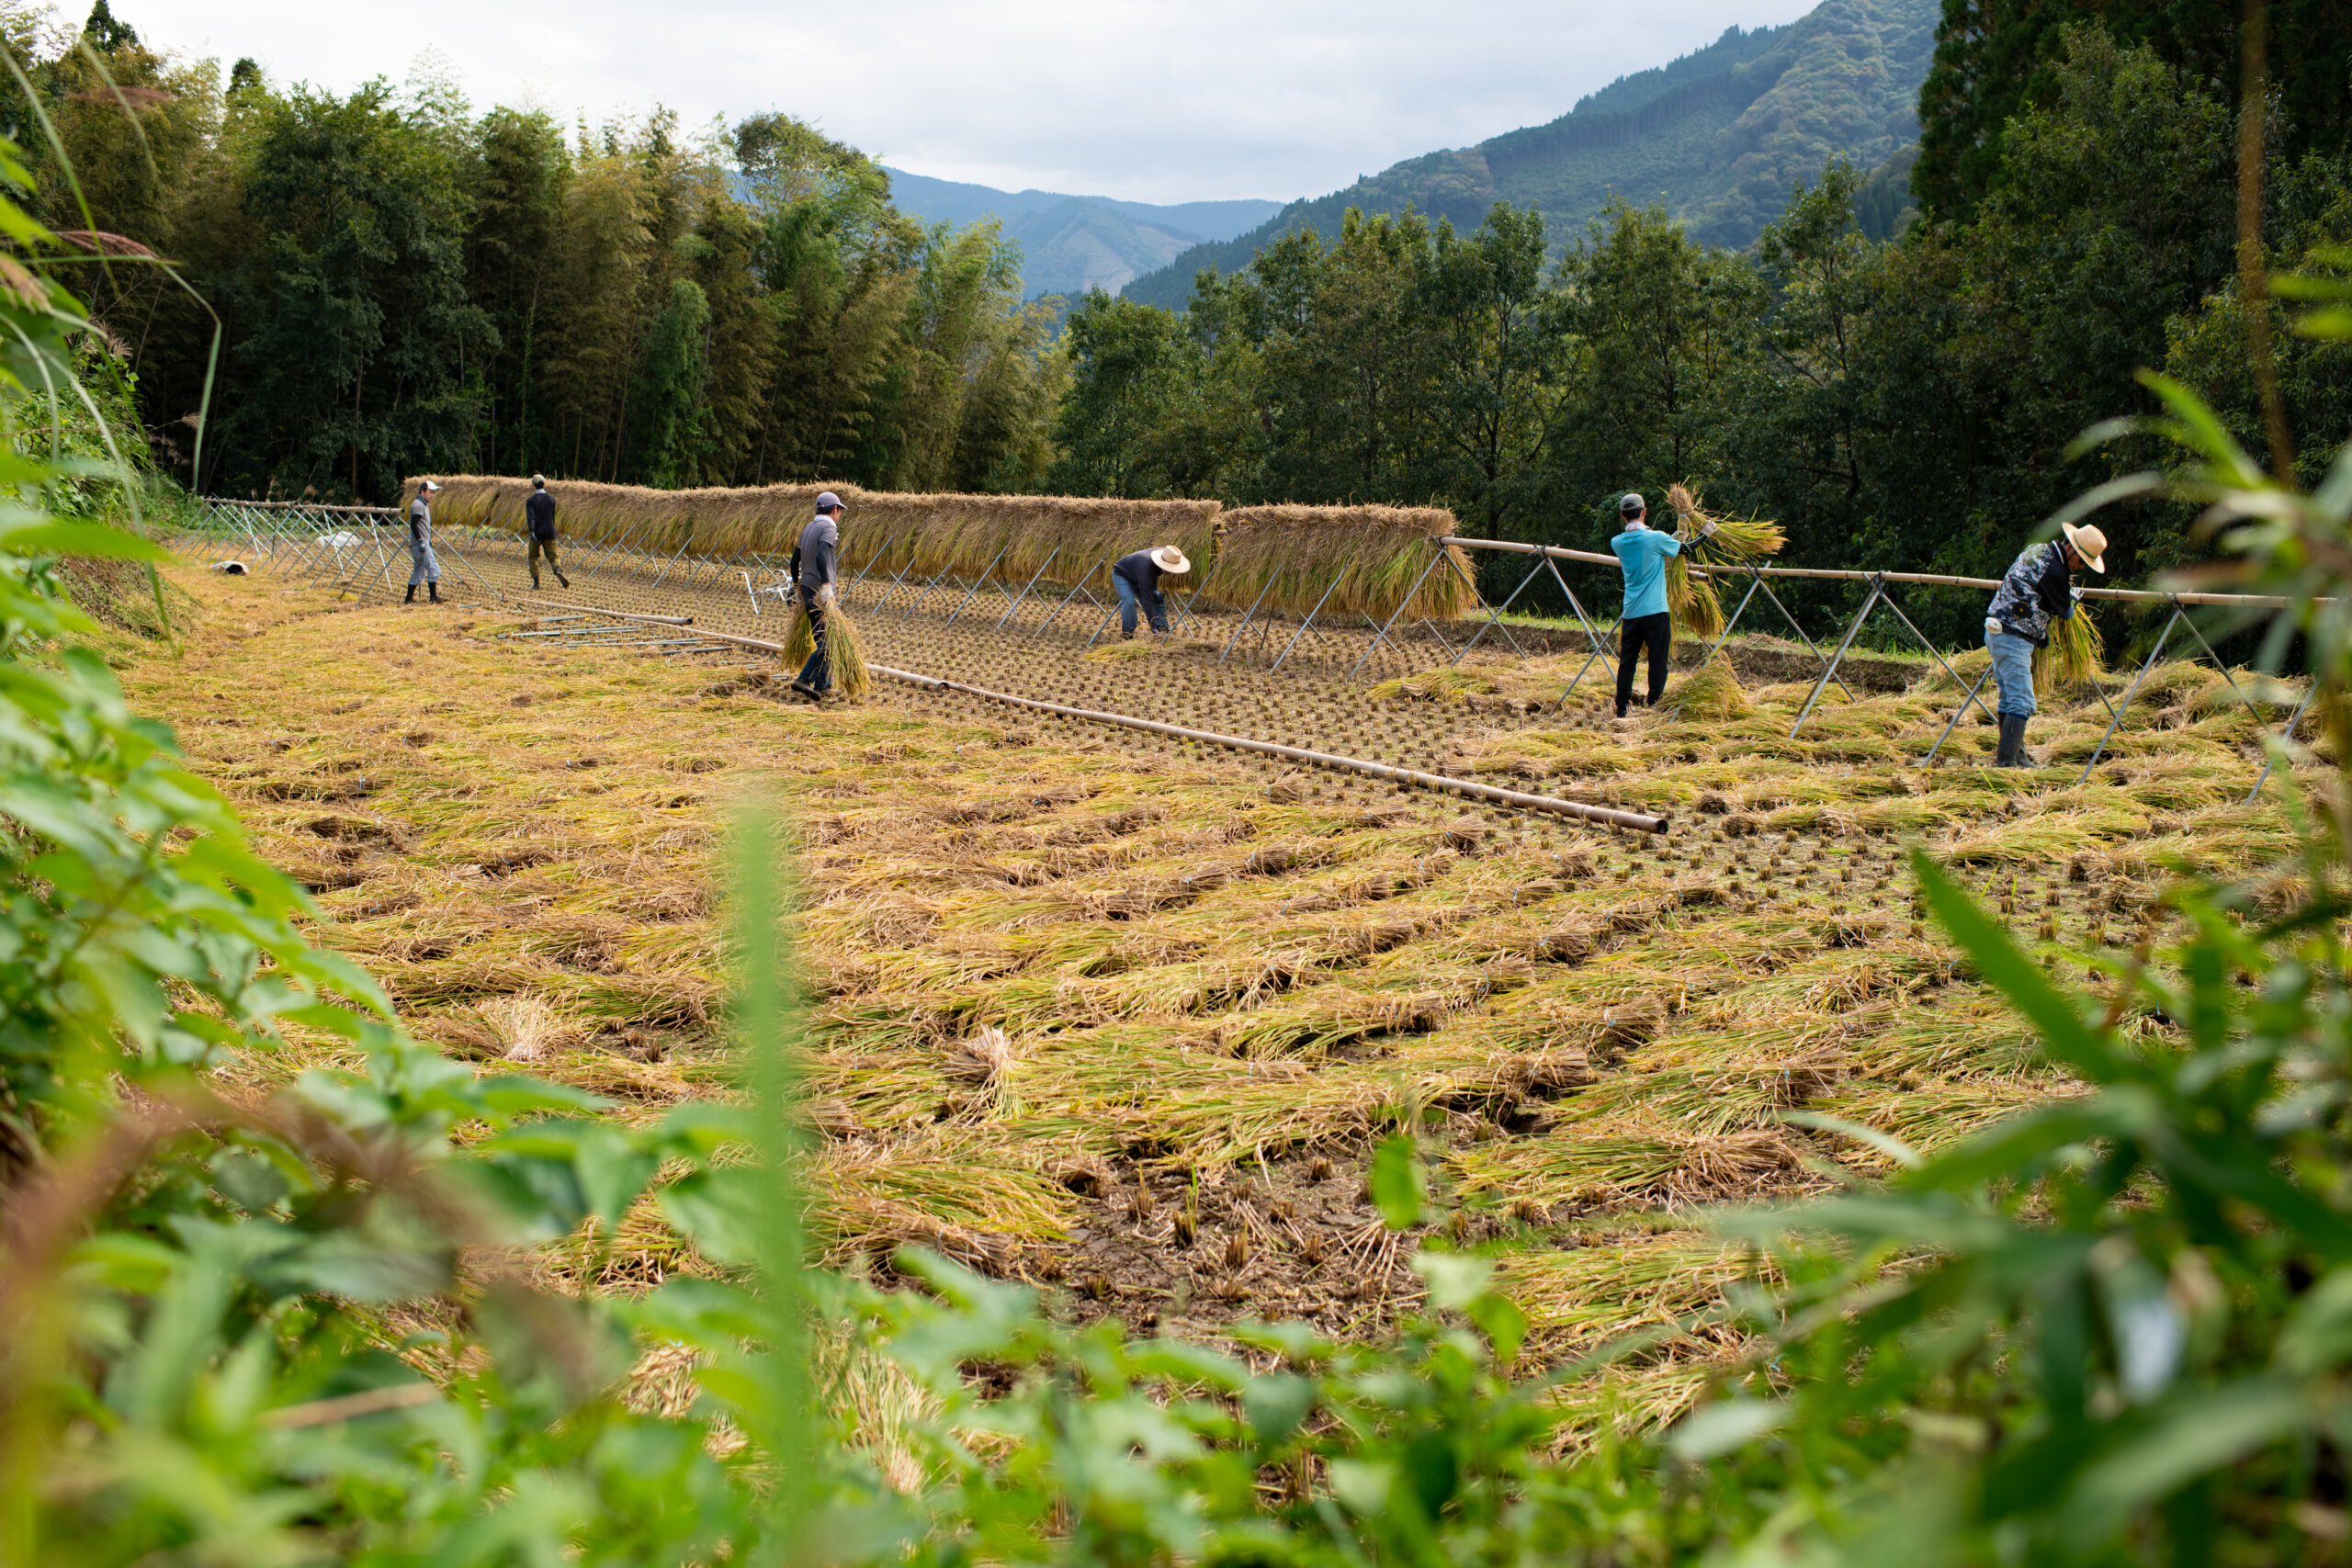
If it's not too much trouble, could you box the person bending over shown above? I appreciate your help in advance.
[1983,521,2108,767]
[1112,546,1191,638]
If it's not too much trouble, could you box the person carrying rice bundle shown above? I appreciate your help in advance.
[1610,492,1713,719]
[1112,546,1191,638]
[789,492,845,703]
[1984,521,2108,767]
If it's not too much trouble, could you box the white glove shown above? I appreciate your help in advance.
[1699,520,1720,539]
[818,581,837,607]
[1984,617,2003,637]
[2071,585,2084,602]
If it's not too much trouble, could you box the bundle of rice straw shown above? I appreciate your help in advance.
[1662,482,1786,639]
[1673,652,1754,720]
[782,596,873,699]
[2033,605,2104,699]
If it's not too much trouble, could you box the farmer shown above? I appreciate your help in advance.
[404,479,442,604]
[1984,521,2108,767]
[788,491,844,703]
[524,474,569,591]
[1112,545,1191,638]
[1609,492,1712,718]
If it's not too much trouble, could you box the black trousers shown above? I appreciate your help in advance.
[796,600,830,692]
[1616,611,1672,715]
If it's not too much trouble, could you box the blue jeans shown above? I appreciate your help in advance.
[1114,575,1166,637]
[1986,629,2036,717]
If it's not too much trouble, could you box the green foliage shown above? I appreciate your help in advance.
[1914,0,2352,223]
[13,28,1058,502]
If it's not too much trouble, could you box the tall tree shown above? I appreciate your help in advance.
[209,83,492,500]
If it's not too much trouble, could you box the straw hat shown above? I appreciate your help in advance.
[1149,545,1191,574]
[2060,521,2109,573]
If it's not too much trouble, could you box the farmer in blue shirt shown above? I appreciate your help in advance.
[1608,492,1710,718]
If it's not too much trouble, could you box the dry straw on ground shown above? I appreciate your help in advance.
[130,554,2318,1432]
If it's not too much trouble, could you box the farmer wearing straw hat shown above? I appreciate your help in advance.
[1984,521,2108,767]
[1610,492,1711,718]
[404,479,443,604]
[789,491,845,703]
[1112,546,1191,638]
[524,474,569,591]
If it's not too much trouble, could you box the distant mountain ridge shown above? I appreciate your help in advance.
[880,169,1283,299]
[1123,0,1934,310]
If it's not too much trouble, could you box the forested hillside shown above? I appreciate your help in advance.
[1121,0,1936,310]
[28,6,1065,504]
[882,169,1281,299]
[1055,13,2351,644]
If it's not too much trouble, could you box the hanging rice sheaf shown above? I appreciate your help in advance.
[417,477,1477,623]
[2033,604,2105,699]
[1211,504,1480,622]
[1661,482,1786,638]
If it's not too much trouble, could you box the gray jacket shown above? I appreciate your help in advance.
[407,495,432,547]
[796,514,839,592]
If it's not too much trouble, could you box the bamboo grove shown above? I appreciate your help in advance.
[20,6,1065,505]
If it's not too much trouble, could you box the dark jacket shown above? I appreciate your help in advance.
[797,514,839,592]
[525,489,556,539]
[1986,540,2075,647]
[1113,550,1165,596]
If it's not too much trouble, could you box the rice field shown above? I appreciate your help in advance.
[135,544,2315,1428]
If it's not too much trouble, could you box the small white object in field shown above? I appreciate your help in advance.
[210,559,248,575]
[317,530,358,548]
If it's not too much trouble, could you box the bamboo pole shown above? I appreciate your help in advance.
[1438,535,2319,607]
[508,600,1671,831]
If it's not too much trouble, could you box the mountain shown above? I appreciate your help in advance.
[1121,0,1935,310]
[880,169,1283,299]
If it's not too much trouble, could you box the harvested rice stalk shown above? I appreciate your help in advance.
[1662,482,1785,639]
[783,601,873,699]
[2033,608,2104,698]
[1673,654,1752,721]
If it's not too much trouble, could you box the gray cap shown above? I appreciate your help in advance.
[816,491,842,513]
[1619,492,1644,517]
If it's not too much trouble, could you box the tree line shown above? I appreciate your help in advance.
[18,3,1063,503]
[1053,21,2350,628]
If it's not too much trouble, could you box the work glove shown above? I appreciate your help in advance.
[1699,519,1720,538]
[2070,584,2085,602]
[818,581,837,608]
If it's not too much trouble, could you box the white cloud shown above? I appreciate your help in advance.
[141,0,1821,203]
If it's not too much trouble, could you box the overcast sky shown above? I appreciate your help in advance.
[140,0,1819,206]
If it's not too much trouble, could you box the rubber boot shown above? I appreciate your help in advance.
[558,570,571,589]
[1996,713,2033,768]
[403,583,416,604]
[428,581,442,604]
